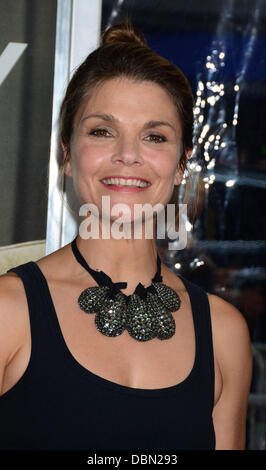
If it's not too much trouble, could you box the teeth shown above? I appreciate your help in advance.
[102,178,149,187]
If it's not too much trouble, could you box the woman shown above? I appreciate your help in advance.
[0,22,252,450]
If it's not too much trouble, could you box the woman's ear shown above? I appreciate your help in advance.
[61,142,72,177]
[174,149,192,186]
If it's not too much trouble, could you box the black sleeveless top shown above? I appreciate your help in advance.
[0,262,216,450]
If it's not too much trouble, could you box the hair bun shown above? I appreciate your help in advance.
[102,21,147,47]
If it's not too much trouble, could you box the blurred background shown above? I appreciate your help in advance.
[0,0,266,449]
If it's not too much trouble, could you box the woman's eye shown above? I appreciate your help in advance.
[89,128,111,137]
[146,134,167,143]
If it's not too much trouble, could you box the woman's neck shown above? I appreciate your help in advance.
[75,235,160,293]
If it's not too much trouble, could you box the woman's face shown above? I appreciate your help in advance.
[64,77,189,225]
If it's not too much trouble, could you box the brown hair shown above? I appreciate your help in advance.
[59,21,194,172]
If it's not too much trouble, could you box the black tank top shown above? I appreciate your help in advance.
[0,261,215,450]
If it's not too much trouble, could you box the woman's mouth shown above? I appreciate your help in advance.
[100,177,151,192]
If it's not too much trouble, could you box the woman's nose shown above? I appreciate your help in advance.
[111,135,143,166]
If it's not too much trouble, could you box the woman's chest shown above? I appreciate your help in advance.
[49,279,222,403]
[51,284,196,390]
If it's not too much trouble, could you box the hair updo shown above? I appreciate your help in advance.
[59,21,194,172]
[102,21,147,47]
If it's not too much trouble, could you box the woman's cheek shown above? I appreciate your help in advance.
[151,152,178,179]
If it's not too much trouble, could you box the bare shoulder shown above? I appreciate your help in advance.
[0,272,30,367]
[207,293,251,344]
[0,271,28,314]
[207,293,253,381]
[0,248,68,394]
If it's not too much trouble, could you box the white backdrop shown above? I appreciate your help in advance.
[46,0,102,254]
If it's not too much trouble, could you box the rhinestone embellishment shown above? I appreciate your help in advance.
[152,282,181,311]
[78,282,181,342]
[72,236,181,342]
[126,293,158,342]
[78,286,110,313]
[95,293,128,337]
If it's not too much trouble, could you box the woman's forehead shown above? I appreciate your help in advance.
[76,77,182,130]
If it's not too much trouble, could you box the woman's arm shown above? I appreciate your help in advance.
[208,293,253,450]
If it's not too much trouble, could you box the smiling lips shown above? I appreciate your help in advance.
[100,176,151,192]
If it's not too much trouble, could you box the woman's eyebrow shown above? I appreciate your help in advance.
[80,114,177,133]
[143,120,177,132]
[80,113,118,123]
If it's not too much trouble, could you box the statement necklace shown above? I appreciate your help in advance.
[71,237,181,342]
